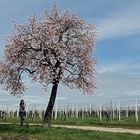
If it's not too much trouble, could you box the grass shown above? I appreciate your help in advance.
[1,116,140,129]
[1,124,140,140]
[52,117,140,129]
[0,116,42,124]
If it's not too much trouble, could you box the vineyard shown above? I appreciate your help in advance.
[1,99,140,123]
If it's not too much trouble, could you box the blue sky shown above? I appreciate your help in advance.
[0,0,140,107]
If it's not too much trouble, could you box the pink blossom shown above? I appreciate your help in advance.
[0,6,96,95]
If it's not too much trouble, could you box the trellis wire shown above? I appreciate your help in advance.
[0,99,140,122]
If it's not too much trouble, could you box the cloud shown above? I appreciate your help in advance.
[95,72,140,102]
[21,94,67,105]
[0,99,8,101]
[97,57,140,76]
[96,59,133,74]
[96,2,140,40]
[97,64,123,74]
[97,17,140,40]
[124,90,140,96]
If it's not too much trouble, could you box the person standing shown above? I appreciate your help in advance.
[19,99,26,126]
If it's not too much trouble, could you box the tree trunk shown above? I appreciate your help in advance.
[43,82,58,128]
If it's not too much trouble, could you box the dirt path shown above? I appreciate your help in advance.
[52,125,140,134]
[1,122,140,134]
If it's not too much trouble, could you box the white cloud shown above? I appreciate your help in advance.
[97,17,140,40]
[20,94,67,105]
[97,58,140,76]
[96,61,130,74]
[97,64,123,74]
[95,72,140,101]
[0,99,8,101]
[97,3,140,40]
[124,90,140,96]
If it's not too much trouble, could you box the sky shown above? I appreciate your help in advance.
[0,0,140,108]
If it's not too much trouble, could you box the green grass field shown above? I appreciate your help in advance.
[1,116,140,129]
[1,116,140,139]
[0,124,140,140]
[52,117,140,129]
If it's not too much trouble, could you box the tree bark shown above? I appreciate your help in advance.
[43,82,58,128]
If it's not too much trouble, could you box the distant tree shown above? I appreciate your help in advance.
[0,6,96,127]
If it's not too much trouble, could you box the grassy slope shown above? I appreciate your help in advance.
[0,124,140,140]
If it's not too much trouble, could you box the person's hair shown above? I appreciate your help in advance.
[20,99,25,106]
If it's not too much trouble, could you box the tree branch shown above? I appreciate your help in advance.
[18,68,36,80]
[64,67,78,76]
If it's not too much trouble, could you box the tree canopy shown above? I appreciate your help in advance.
[0,6,96,95]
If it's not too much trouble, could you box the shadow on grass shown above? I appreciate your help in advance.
[0,135,30,140]
[0,124,45,133]
[0,124,45,140]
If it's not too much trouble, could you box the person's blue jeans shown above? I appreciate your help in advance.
[19,112,25,126]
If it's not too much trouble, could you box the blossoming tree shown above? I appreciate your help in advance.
[0,6,96,127]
